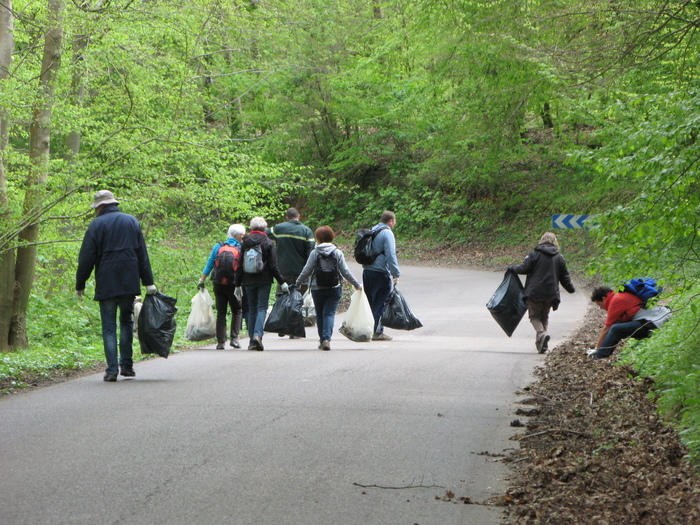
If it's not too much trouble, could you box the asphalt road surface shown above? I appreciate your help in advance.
[0,264,589,525]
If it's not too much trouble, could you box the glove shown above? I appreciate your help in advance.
[234,287,243,302]
[146,285,157,295]
[76,289,84,299]
[280,282,289,294]
[392,277,399,287]
[197,280,205,290]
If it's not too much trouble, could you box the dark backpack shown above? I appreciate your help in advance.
[243,243,264,274]
[621,277,662,307]
[354,226,386,265]
[315,250,340,287]
[211,243,241,285]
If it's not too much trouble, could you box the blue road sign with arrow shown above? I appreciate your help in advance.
[552,214,591,229]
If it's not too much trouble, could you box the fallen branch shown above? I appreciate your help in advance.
[519,428,592,440]
[353,482,445,490]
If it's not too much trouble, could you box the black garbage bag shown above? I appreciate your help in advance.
[138,292,178,358]
[264,288,305,338]
[381,287,423,331]
[486,271,526,337]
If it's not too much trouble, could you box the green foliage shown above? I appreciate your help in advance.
[618,286,700,460]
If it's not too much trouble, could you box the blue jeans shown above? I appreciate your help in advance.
[593,320,652,359]
[244,284,272,339]
[363,269,392,334]
[312,286,342,342]
[99,295,135,374]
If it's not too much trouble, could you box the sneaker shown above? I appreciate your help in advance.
[320,340,331,351]
[120,366,135,377]
[372,333,392,341]
[542,335,550,353]
[216,343,225,350]
[103,373,117,382]
[230,338,241,349]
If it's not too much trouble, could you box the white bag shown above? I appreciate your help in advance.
[185,289,217,341]
[302,288,316,326]
[339,289,374,342]
[633,305,672,328]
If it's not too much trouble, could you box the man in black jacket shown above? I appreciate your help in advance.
[509,232,576,353]
[76,190,157,381]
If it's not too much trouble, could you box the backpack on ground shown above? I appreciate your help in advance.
[315,250,340,287]
[211,243,240,285]
[243,244,264,274]
[354,227,385,265]
[621,277,662,307]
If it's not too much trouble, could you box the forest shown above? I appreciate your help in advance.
[1,1,700,459]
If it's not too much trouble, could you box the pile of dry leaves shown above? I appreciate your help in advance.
[501,307,700,524]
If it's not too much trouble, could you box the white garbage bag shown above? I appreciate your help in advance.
[185,289,217,341]
[339,290,374,342]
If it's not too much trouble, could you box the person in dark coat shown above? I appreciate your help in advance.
[76,190,157,381]
[241,216,287,351]
[508,232,575,353]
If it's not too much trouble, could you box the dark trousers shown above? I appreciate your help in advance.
[213,283,243,344]
[363,269,392,334]
[311,286,343,342]
[99,295,135,375]
[595,320,654,358]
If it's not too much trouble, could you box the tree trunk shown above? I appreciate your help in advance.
[11,0,65,348]
[65,34,88,163]
[0,0,14,352]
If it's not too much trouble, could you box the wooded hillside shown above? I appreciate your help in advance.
[1,0,700,459]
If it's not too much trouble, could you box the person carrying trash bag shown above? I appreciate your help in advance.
[241,217,288,351]
[75,190,158,382]
[295,226,362,351]
[197,224,246,349]
[507,232,576,353]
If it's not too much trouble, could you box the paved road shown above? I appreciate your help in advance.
[0,264,588,525]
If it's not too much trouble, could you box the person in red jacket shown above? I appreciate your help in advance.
[589,287,647,360]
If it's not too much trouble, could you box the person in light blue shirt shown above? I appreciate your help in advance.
[362,211,400,341]
[198,224,246,349]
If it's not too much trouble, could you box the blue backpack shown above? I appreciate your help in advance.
[621,278,662,307]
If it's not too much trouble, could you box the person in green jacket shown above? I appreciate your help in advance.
[267,208,315,293]
[267,208,315,338]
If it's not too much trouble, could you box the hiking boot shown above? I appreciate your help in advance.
[103,373,118,382]
[230,338,241,349]
[120,366,135,377]
[320,340,331,351]
[372,332,392,341]
[216,343,225,350]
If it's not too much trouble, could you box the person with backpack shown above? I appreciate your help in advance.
[508,232,576,353]
[198,224,246,349]
[360,211,400,341]
[295,226,362,351]
[241,217,288,351]
[588,285,670,360]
